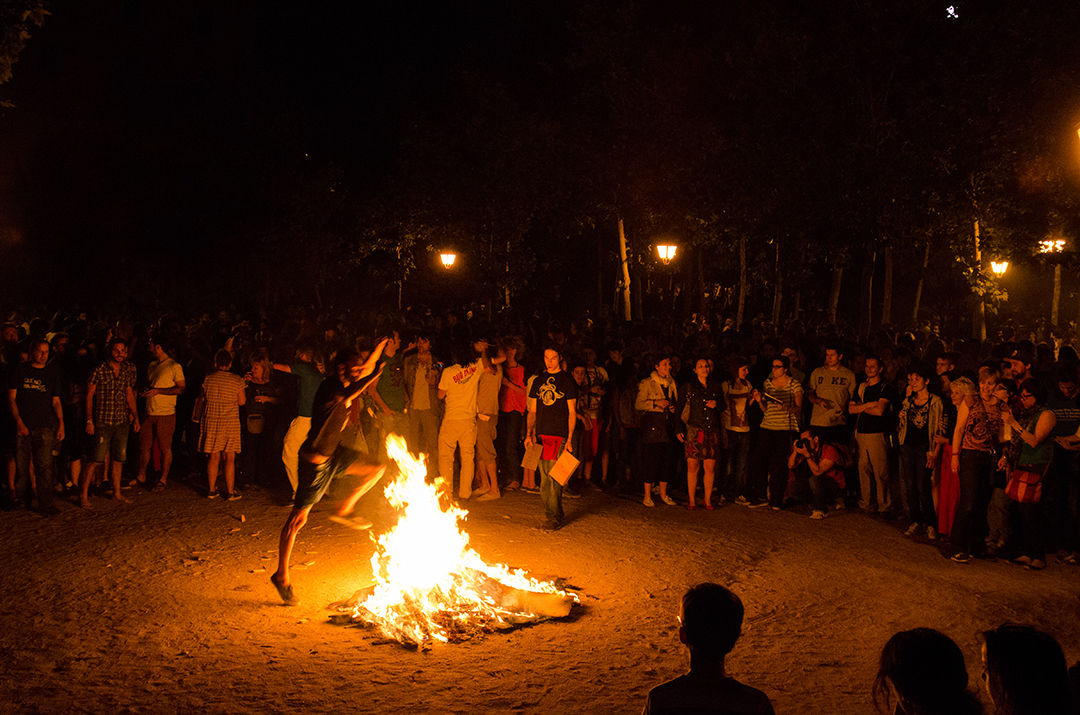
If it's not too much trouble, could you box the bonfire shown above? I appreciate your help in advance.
[333,435,579,649]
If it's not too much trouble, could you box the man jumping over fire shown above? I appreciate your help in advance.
[271,338,389,606]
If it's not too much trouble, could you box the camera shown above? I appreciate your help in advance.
[794,438,810,450]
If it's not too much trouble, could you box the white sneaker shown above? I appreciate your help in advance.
[643,496,655,507]
[660,494,677,506]
[926,526,937,540]
[904,523,920,537]
[810,510,826,520]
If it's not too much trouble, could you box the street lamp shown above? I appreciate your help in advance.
[656,243,678,264]
[990,260,1008,276]
[439,251,457,269]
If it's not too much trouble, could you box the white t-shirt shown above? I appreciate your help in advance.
[808,365,856,428]
[146,358,185,416]
[438,359,483,422]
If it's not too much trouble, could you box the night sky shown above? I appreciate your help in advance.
[2,1,1079,318]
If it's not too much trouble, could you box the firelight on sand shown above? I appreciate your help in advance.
[343,436,578,649]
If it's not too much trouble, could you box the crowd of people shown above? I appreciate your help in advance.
[643,581,1079,714]
[3,307,1080,574]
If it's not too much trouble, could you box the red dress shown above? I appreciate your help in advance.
[937,443,960,537]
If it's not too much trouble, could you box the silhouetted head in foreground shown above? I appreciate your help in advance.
[873,627,982,715]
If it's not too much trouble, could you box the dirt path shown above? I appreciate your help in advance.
[2,482,1078,713]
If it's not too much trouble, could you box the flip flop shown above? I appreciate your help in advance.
[270,574,298,605]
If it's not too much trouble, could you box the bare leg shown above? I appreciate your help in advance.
[272,505,312,597]
[601,449,610,485]
[522,466,537,490]
[643,482,654,506]
[223,452,236,495]
[336,464,386,517]
[206,451,221,495]
[136,429,152,483]
[69,458,81,491]
[111,460,131,503]
[79,462,98,508]
[703,458,717,507]
[687,459,700,508]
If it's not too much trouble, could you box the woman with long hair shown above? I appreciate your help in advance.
[1000,379,1056,570]
[636,355,678,506]
[678,357,722,510]
[873,627,983,715]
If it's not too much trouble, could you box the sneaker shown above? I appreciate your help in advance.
[734,496,751,507]
[226,492,242,502]
[563,488,582,500]
[926,526,937,541]
[1063,552,1079,565]
[541,518,562,531]
[747,500,768,509]
[643,496,655,507]
[834,498,847,511]
[207,492,219,499]
[810,510,826,520]
[951,552,973,564]
[769,505,781,511]
[904,523,921,537]
[1009,555,1033,566]
[1027,559,1046,571]
[660,494,677,506]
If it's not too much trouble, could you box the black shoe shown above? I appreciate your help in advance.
[541,518,563,531]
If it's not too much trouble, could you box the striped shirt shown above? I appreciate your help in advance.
[89,361,137,426]
[759,377,802,432]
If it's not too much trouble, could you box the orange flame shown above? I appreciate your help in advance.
[352,435,576,646]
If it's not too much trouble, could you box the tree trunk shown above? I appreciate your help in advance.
[696,247,706,316]
[973,219,986,341]
[857,248,875,340]
[617,218,633,321]
[911,241,930,326]
[771,240,782,325]
[1052,264,1062,326]
[736,235,747,330]
[881,244,894,327]
[828,265,843,326]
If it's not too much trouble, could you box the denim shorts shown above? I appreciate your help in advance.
[91,422,131,463]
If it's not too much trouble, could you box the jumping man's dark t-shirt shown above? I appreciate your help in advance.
[9,364,60,430]
[529,370,577,438]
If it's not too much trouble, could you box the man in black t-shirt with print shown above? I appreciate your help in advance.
[849,355,897,514]
[7,340,65,514]
[526,346,577,530]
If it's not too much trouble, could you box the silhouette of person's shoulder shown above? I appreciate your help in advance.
[643,672,775,715]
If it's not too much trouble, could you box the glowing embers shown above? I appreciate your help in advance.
[334,435,578,650]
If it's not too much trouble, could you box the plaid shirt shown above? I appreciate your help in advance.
[89,360,137,426]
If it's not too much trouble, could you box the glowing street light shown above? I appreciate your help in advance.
[1038,239,1066,254]
[439,251,457,269]
[656,243,678,264]
[990,260,1009,276]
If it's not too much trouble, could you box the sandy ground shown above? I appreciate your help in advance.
[2,475,1079,714]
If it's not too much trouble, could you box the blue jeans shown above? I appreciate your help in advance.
[16,428,57,508]
[899,444,936,526]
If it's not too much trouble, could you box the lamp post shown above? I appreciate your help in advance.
[990,260,1009,277]
[656,243,678,264]
[439,251,457,269]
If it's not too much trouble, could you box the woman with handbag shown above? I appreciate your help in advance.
[1000,378,1056,570]
[635,356,678,507]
